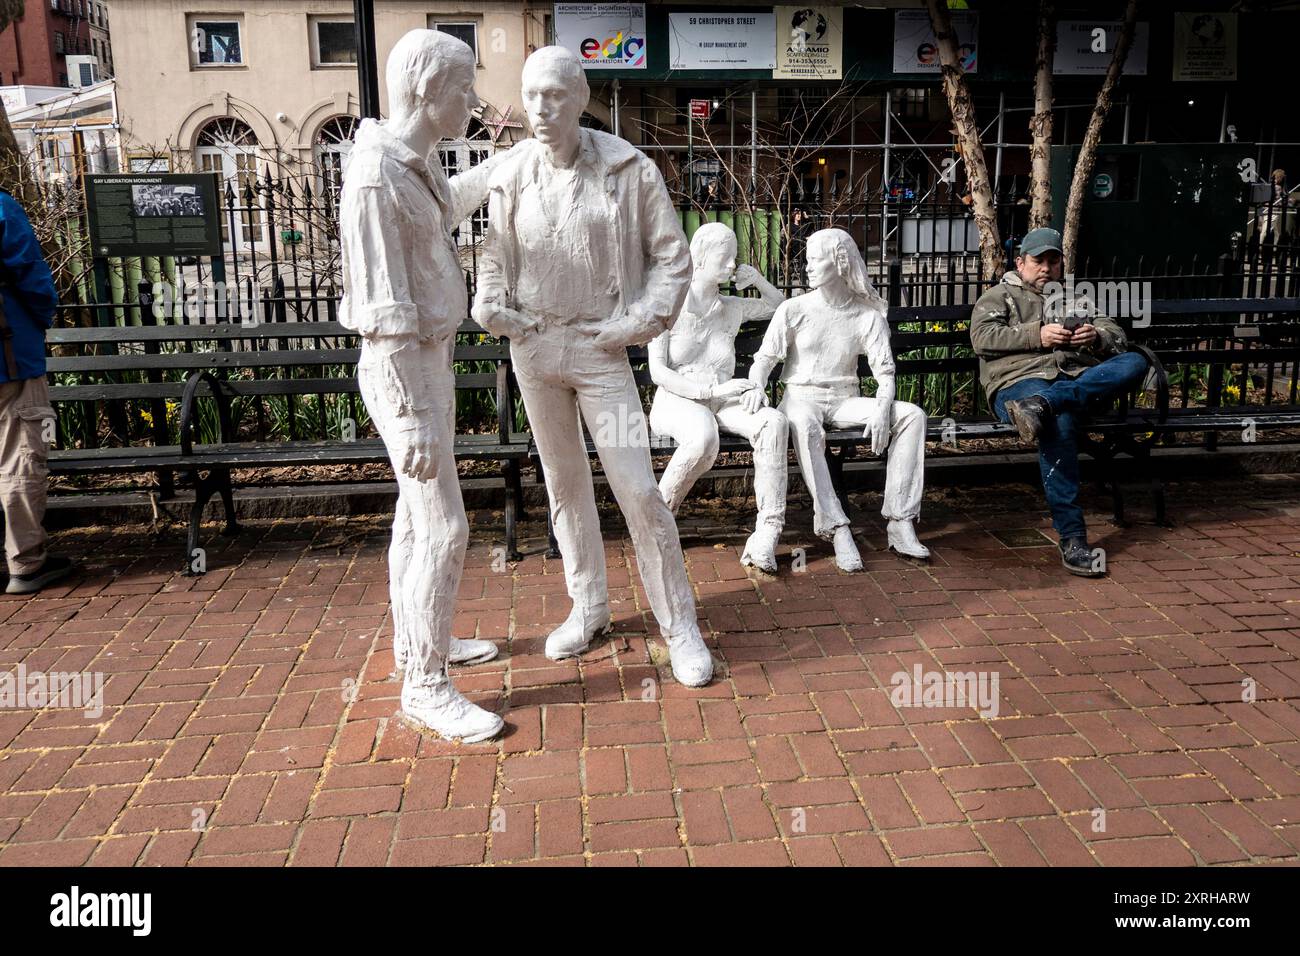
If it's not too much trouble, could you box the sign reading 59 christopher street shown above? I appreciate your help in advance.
[669,11,775,70]
[555,2,647,69]
[85,173,223,257]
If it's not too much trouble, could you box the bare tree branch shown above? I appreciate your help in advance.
[923,0,1003,281]
[1062,0,1139,272]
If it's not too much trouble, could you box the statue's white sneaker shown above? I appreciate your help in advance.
[887,519,931,560]
[740,525,781,573]
[544,604,612,661]
[666,626,714,687]
[449,637,499,665]
[392,637,498,679]
[832,526,864,572]
[401,682,504,743]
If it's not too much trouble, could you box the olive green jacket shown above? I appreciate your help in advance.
[969,270,1128,401]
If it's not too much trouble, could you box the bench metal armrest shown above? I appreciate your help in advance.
[1128,344,1169,425]
[179,371,236,456]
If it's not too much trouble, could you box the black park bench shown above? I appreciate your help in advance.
[527,293,1300,553]
[44,319,530,573]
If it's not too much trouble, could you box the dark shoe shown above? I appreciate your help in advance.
[1059,537,1104,577]
[5,556,76,595]
[1005,395,1052,443]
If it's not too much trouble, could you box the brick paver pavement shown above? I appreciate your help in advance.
[3,475,1300,866]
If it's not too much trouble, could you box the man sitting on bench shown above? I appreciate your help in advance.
[970,228,1148,577]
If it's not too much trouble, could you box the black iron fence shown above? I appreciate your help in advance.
[43,165,1300,452]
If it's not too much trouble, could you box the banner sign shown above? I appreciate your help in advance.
[668,11,775,70]
[893,9,978,74]
[774,5,843,79]
[1172,12,1237,81]
[1054,20,1150,75]
[555,3,647,69]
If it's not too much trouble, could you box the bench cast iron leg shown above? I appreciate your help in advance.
[534,457,560,558]
[1110,476,1127,527]
[545,510,560,559]
[503,463,522,563]
[508,458,526,522]
[217,468,240,536]
[181,468,239,576]
[1136,446,1171,528]
[183,474,213,576]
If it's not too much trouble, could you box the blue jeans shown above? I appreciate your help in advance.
[992,351,1149,541]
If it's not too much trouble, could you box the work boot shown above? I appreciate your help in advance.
[1060,536,1104,577]
[401,681,504,743]
[832,526,863,572]
[5,556,75,595]
[887,519,931,560]
[740,525,780,573]
[1005,395,1051,443]
[666,625,713,687]
[544,603,612,660]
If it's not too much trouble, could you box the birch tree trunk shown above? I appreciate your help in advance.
[1028,0,1056,229]
[1061,0,1139,272]
[923,0,1002,281]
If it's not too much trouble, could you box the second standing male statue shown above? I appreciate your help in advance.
[472,47,714,688]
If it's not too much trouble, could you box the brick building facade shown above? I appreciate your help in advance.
[0,0,113,89]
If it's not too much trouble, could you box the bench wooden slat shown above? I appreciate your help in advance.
[49,373,503,402]
[50,435,527,472]
[49,345,510,373]
[47,318,493,343]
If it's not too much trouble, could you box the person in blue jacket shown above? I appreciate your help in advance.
[0,188,71,594]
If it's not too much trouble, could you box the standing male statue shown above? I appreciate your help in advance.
[339,30,504,742]
[749,229,930,571]
[472,46,713,687]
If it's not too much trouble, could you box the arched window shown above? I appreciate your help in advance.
[313,115,357,212]
[195,117,262,247]
[436,118,493,247]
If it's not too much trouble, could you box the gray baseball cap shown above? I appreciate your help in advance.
[1019,227,1063,257]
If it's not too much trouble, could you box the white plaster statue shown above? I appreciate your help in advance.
[647,223,788,571]
[471,47,713,687]
[748,228,930,571]
[338,29,506,742]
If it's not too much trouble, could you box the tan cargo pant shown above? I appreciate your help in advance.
[0,376,53,576]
